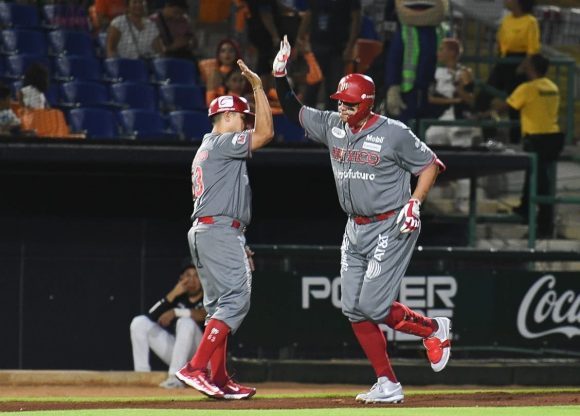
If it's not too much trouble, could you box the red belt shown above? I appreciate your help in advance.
[197,216,241,229]
[353,210,396,225]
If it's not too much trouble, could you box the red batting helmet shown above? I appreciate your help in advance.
[208,95,254,122]
[330,73,375,127]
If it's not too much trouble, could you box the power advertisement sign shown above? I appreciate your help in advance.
[239,269,580,358]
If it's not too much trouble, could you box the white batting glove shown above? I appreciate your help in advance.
[396,198,421,233]
[272,34,291,77]
[386,85,407,116]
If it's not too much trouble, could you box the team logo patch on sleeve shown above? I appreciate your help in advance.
[232,132,247,145]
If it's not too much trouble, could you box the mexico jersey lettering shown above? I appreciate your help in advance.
[191,130,253,225]
[299,107,438,216]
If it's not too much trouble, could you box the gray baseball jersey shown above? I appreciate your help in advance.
[299,108,438,216]
[187,129,254,332]
[191,129,253,225]
[299,107,442,323]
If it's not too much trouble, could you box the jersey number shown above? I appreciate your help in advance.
[192,166,204,198]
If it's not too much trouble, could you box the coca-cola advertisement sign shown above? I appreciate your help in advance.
[517,274,580,339]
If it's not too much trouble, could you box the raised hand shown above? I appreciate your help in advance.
[272,35,291,77]
[238,59,262,91]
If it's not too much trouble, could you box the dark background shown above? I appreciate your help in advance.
[0,140,538,370]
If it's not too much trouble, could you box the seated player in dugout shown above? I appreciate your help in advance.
[273,35,451,404]
[130,263,206,389]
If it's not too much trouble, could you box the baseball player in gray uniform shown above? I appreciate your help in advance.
[176,59,274,400]
[273,36,451,403]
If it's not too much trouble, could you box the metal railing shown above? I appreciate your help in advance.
[418,118,580,247]
[418,118,539,247]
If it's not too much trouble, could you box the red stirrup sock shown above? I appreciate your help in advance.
[351,321,397,382]
[384,301,438,338]
[209,334,229,386]
[189,319,230,369]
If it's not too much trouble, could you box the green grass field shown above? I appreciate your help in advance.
[2,388,579,416]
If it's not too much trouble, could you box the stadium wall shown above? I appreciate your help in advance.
[1,141,577,371]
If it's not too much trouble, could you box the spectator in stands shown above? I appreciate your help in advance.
[0,83,21,135]
[150,0,198,61]
[17,63,49,110]
[106,0,162,59]
[244,0,282,78]
[296,0,361,110]
[475,0,540,144]
[425,38,477,214]
[492,54,563,238]
[46,0,91,31]
[130,264,206,389]
[425,38,476,145]
[91,0,127,32]
[202,39,242,106]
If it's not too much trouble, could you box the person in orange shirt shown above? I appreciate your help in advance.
[91,0,127,32]
[475,0,540,143]
[201,39,242,106]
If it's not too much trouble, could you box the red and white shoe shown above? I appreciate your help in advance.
[175,364,225,398]
[423,317,451,372]
[220,379,256,400]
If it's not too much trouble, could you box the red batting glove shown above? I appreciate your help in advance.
[396,198,421,233]
[272,35,291,77]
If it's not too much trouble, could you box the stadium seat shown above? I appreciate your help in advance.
[152,58,198,84]
[119,109,175,140]
[159,84,205,112]
[42,4,89,31]
[48,30,95,57]
[1,29,48,55]
[103,58,149,83]
[168,110,211,142]
[5,54,51,79]
[0,2,40,28]
[273,114,306,142]
[60,81,111,107]
[97,32,107,56]
[69,107,119,139]
[110,82,157,111]
[45,82,60,107]
[55,56,103,81]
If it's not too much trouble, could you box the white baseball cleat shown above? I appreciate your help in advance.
[423,317,451,372]
[356,377,404,404]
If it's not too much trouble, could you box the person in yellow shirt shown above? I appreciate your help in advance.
[476,0,540,143]
[493,54,564,238]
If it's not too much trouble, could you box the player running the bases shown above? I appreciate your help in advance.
[176,59,274,399]
[273,36,451,404]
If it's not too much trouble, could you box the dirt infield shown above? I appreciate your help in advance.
[0,384,578,412]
